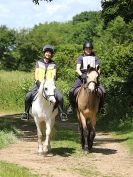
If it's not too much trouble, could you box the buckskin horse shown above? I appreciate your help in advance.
[76,65,100,153]
[31,79,58,154]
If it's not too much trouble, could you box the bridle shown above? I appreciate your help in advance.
[42,81,55,101]
[84,69,100,92]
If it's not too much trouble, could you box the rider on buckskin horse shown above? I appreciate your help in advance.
[67,41,105,114]
[21,44,67,121]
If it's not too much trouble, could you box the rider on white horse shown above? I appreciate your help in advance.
[21,44,67,121]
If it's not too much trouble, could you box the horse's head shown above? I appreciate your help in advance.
[40,79,56,104]
[86,65,100,93]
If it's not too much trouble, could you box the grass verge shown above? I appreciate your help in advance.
[0,161,39,177]
[97,117,133,154]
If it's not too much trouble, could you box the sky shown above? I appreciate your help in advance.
[0,0,102,30]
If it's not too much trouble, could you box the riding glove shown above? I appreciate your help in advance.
[81,73,87,79]
[35,80,41,88]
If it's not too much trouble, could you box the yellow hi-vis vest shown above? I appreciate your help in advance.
[37,60,56,82]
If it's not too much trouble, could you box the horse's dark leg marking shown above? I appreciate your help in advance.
[83,126,89,152]
[88,124,95,150]
[79,124,85,149]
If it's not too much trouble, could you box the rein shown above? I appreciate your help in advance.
[83,82,98,96]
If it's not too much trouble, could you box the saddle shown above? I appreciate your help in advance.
[73,86,82,104]
[74,86,81,97]
[74,84,104,102]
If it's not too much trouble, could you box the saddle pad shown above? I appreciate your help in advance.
[74,86,81,97]
[33,92,38,101]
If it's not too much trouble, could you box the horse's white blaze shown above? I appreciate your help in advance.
[87,70,98,92]
[31,79,58,154]
[88,82,95,92]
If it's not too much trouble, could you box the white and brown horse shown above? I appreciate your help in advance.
[76,65,100,153]
[31,79,58,154]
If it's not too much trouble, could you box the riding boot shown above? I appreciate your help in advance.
[97,85,106,115]
[67,92,76,115]
[54,88,68,121]
[67,105,74,115]
[98,95,105,115]
[58,105,68,122]
[21,99,31,121]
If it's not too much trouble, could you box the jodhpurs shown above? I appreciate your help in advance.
[55,88,64,112]
[69,78,82,108]
[24,83,38,113]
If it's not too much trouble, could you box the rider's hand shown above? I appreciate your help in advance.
[81,73,86,79]
[35,80,41,88]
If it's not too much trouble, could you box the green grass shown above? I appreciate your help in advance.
[51,123,81,156]
[0,70,33,82]
[97,117,133,153]
[0,131,17,149]
[72,167,113,177]
[0,119,22,149]
[0,161,39,177]
[0,70,33,113]
[113,127,133,153]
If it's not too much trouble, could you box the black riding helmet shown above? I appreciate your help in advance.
[83,41,93,50]
[43,44,54,54]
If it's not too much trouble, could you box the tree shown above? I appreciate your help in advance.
[71,11,102,44]
[101,0,133,25]
[0,25,16,70]
[72,11,101,24]
[32,0,53,4]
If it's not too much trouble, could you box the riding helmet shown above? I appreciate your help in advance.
[83,41,93,50]
[43,44,54,54]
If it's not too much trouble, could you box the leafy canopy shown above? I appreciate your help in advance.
[101,0,133,25]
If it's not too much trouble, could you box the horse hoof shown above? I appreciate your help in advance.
[44,145,51,153]
[38,151,44,155]
[84,150,89,155]
[81,149,89,154]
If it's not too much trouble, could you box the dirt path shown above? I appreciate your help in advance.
[0,114,133,177]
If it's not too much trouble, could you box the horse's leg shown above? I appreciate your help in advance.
[40,121,46,138]
[77,110,85,149]
[79,125,85,150]
[88,114,96,150]
[79,112,89,152]
[34,118,43,154]
[44,119,52,153]
[78,120,85,149]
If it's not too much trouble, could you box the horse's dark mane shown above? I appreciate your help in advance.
[88,67,97,73]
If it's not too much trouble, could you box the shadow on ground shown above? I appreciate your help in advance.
[0,114,37,141]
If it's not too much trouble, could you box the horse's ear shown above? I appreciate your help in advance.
[96,65,100,72]
[87,64,90,72]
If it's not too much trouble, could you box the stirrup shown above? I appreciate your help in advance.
[60,112,68,122]
[21,112,29,121]
[67,106,73,115]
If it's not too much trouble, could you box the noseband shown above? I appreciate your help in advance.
[87,80,98,87]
